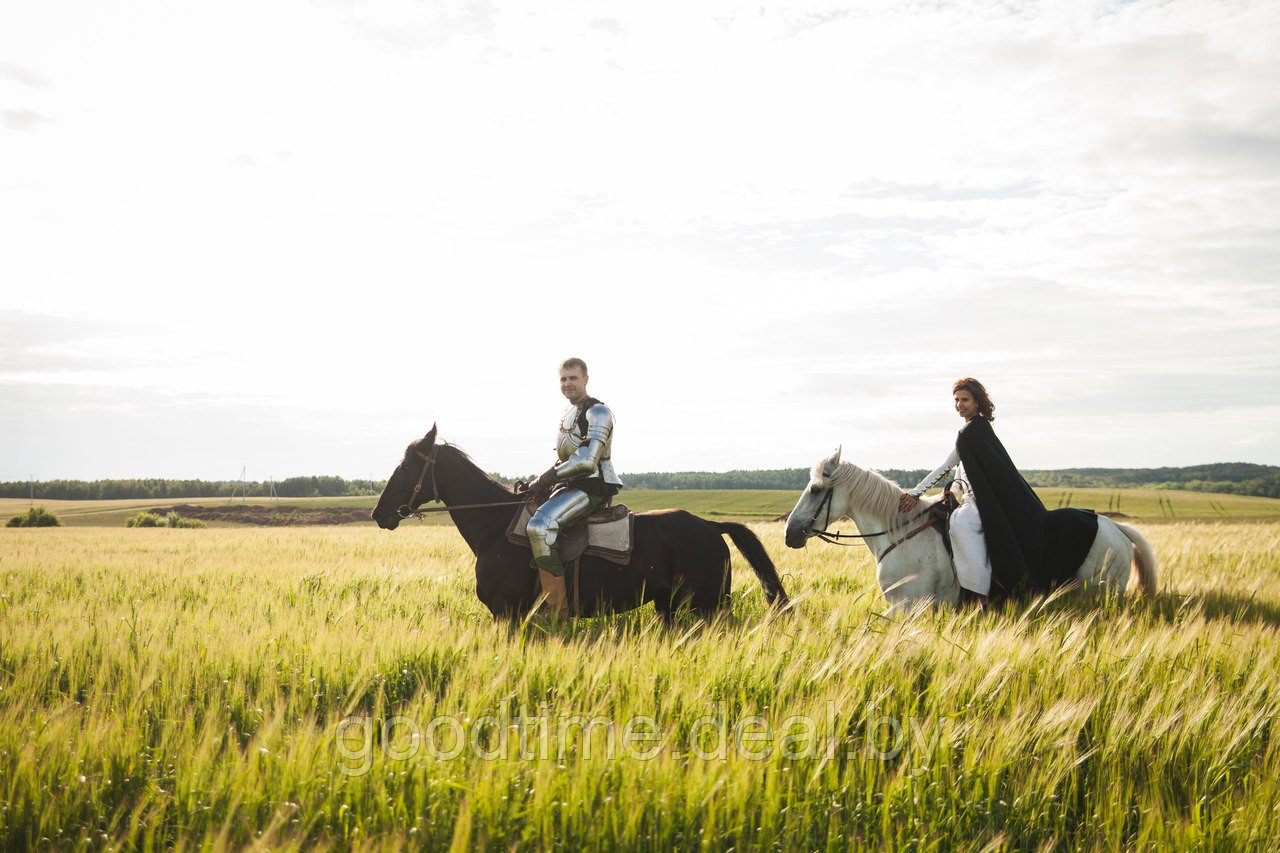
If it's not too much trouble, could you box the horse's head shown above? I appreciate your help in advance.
[784,446,850,548]
[371,424,439,530]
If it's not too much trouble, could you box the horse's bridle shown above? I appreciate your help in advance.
[394,444,537,520]
[396,445,440,519]
[803,483,941,557]
[803,485,878,545]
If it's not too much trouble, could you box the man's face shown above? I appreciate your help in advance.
[560,367,588,404]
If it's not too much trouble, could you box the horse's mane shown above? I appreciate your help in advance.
[403,439,515,496]
[812,455,925,526]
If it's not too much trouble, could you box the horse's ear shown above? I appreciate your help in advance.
[831,445,842,467]
[423,424,437,448]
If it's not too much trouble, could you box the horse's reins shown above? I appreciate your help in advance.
[807,483,943,559]
[395,446,532,520]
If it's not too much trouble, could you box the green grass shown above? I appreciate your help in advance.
[1,521,1278,848]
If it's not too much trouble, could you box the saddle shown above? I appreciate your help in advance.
[881,493,957,562]
[505,501,635,565]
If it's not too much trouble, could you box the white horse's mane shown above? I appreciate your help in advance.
[811,455,921,525]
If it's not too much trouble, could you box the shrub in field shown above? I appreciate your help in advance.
[4,506,61,527]
[127,511,205,528]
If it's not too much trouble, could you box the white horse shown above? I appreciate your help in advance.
[783,448,1158,611]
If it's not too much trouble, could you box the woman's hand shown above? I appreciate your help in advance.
[898,492,919,512]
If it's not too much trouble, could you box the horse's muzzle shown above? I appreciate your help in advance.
[372,511,400,531]
[784,522,812,549]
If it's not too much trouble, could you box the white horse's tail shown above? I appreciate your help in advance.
[1114,522,1158,595]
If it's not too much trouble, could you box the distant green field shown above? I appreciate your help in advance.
[4,486,1278,527]
[624,487,1280,521]
[1035,486,1280,520]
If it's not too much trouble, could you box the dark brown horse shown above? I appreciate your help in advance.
[371,426,789,622]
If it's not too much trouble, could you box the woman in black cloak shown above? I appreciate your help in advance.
[898,378,1097,605]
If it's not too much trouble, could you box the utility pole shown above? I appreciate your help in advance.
[229,467,248,505]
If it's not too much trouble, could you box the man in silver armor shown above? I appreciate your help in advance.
[524,357,623,616]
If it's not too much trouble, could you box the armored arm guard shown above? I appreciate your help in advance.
[554,403,613,480]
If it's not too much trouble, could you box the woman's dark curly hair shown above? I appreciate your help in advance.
[952,377,995,421]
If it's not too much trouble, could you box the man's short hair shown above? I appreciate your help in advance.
[560,357,588,376]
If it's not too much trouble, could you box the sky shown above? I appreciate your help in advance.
[2,0,1278,483]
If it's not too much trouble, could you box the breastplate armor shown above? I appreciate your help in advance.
[556,406,585,462]
[555,402,622,486]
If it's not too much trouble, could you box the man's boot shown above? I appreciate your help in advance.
[533,555,569,617]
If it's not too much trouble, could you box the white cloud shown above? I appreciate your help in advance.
[1,108,53,131]
[1,0,1278,478]
[0,59,50,88]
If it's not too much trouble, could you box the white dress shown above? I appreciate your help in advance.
[908,448,992,595]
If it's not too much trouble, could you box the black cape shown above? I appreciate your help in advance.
[955,417,1097,600]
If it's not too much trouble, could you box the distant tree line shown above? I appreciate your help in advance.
[1018,463,1278,488]
[617,469,934,491]
[1015,465,1280,498]
[4,463,1277,501]
[619,461,1280,496]
[0,476,386,501]
[1151,474,1280,499]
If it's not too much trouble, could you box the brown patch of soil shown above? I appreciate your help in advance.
[152,504,372,526]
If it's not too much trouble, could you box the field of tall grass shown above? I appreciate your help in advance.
[2,519,1278,849]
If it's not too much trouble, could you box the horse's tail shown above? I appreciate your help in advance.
[708,521,790,608]
[1114,521,1158,595]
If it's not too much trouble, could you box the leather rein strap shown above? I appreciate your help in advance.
[809,486,943,559]
[396,446,531,519]
[877,513,942,561]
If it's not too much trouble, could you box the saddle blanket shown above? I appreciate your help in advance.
[505,502,635,566]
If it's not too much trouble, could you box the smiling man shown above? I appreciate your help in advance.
[523,357,623,615]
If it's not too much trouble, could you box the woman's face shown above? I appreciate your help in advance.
[954,389,978,421]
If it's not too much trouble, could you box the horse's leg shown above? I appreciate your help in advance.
[633,548,674,625]
[876,559,921,613]
[877,557,933,612]
[658,515,732,619]
[686,548,731,620]
[876,535,961,612]
[624,512,694,621]
[473,556,506,619]
[651,588,675,625]
[476,547,539,621]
